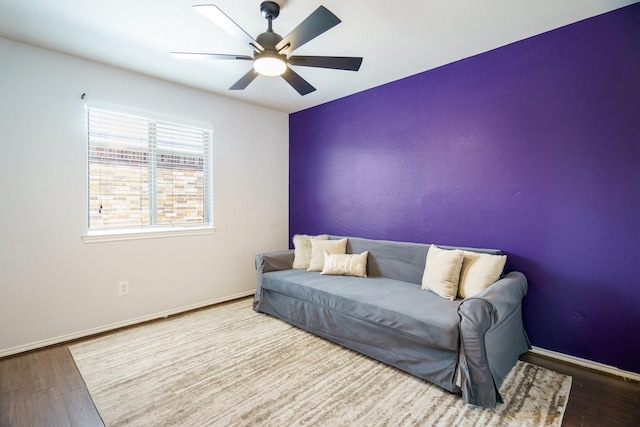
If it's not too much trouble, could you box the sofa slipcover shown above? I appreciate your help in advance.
[254,236,530,408]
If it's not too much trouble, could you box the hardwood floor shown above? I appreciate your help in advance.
[1,336,638,426]
[520,353,640,427]
[0,346,103,427]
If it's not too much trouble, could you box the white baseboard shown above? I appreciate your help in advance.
[531,346,640,382]
[0,291,255,359]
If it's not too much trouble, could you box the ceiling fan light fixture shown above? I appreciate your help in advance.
[254,52,287,76]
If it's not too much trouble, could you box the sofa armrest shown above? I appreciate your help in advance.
[457,271,530,407]
[467,271,528,323]
[255,250,295,273]
[254,250,294,311]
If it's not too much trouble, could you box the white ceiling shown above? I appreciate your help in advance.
[0,0,636,113]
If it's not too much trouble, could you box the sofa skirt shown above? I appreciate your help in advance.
[257,289,461,394]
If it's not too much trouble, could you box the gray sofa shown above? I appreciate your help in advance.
[253,236,530,408]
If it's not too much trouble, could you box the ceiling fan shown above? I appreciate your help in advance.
[172,2,363,96]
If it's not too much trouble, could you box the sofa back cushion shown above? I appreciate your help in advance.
[331,236,503,285]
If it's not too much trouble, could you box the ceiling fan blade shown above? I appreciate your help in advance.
[229,69,259,90]
[276,6,341,55]
[171,52,253,60]
[193,4,263,52]
[288,56,363,71]
[281,67,316,96]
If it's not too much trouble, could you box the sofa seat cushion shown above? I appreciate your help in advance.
[261,270,462,351]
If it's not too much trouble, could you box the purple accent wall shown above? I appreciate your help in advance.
[289,4,640,373]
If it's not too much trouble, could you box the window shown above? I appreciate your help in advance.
[86,108,213,239]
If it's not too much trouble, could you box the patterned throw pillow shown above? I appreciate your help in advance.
[321,251,369,277]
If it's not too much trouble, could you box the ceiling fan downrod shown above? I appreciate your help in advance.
[261,1,280,32]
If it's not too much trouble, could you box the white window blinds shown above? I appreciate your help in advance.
[87,108,212,232]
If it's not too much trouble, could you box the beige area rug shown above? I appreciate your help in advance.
[70,298,571,426]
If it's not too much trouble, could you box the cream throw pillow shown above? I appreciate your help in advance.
[321,251,368,277]
[457,251,507,298]
[292,234,329,269]
[421,245,464,300]
[308,238,348,272]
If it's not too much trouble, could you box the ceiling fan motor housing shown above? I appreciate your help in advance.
[254,29,286,75]
[256,31,283,51]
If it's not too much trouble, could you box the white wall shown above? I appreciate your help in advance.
[0,37,289,356]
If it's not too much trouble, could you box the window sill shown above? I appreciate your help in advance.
[82,226,216,243]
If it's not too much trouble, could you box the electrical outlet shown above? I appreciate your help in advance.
[118,280,130,297]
